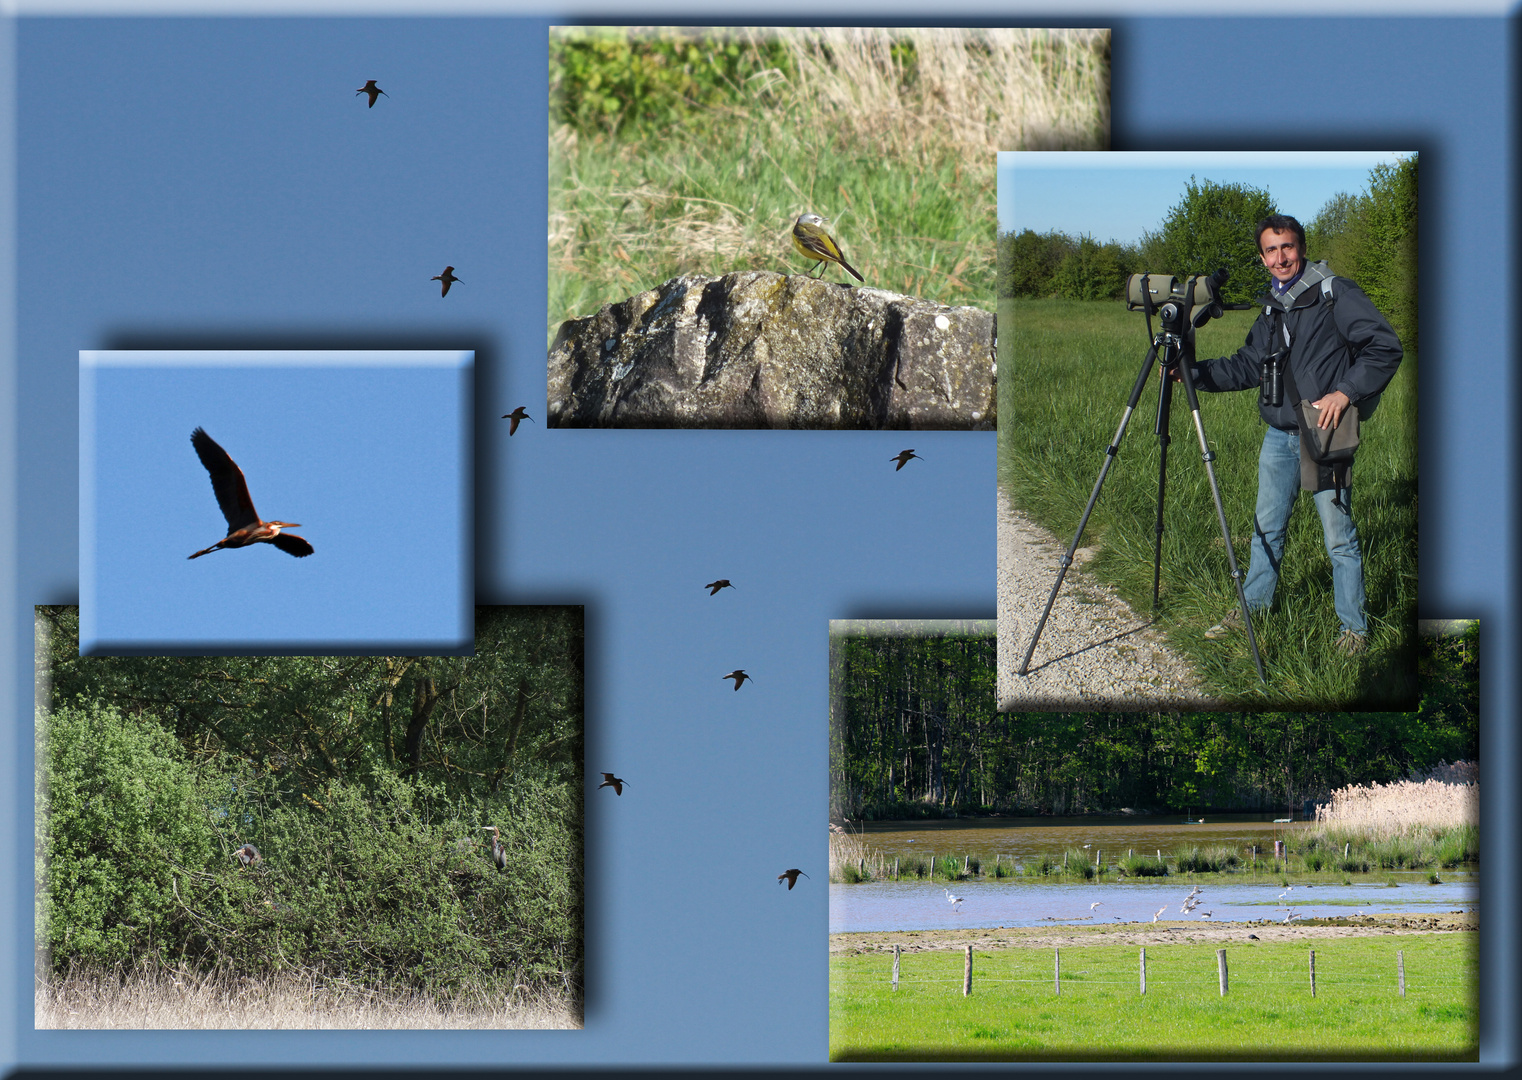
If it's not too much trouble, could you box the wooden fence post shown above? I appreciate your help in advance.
[1398,949,1406,997]
[1217,948,1228,996]
[963,945,973,996]
[1054,948,1060,995]
[1309,949,1316,997]
[892,944,900,991]
[1140,947,1147,995]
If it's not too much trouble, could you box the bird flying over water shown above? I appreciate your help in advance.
[892,449,921,471]
[705,579,734,595]
[502,407,533,435]
[1153,906,1167,922]
[188,428,313,560]
[723,669,752,691]
[1090,901,1103,910]
[778,869,809,890]
[356,80,388,107]
[432,266,460,296]
[598,773,628,796]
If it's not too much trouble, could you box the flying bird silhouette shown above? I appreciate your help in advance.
[892,449,921,471]
[502,407,533,435]
[778,869,809,890]
[188,428,313,560]
[597,773,628,796]
[432,266,460,296]
[355,80,388,107]
[704,579,734,595]
[723,669,752,691]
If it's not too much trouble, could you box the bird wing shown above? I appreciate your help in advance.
[270,532,314,558]
[192,428,259,532]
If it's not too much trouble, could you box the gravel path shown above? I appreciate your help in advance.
[996,485,1221,712]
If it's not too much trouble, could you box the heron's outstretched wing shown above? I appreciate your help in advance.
[270,532,314,558]
[191,428,259,532]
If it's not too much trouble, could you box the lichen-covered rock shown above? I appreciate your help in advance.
[546,271,995,429]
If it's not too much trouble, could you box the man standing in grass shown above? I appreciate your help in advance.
[1187,214,1403,656]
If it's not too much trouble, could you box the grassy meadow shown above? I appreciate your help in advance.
[830,932,1475,1061]
[997,298,1417,707]
[549,28,1109,346]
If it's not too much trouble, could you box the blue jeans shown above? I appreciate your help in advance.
[1241,426,1367,634]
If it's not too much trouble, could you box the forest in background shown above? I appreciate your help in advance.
[829,621,1476,821]
[35,606,583,1008]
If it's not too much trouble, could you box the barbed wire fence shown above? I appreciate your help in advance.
[844,943,1472,999]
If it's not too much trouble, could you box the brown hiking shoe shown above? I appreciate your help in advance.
[1337,630,1368,656]
[1204,609,1242,640]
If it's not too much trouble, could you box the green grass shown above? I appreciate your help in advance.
[831,934,1475,1060]
[549,30,1108,347]
[997,297,1417,707]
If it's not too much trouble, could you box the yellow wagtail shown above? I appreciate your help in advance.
[792,213,864,283]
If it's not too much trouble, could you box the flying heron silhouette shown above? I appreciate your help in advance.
[778,869,809,890]
[502,407,534,435]
[480,825,508,870]
[704,579,734,595]
[597,773,628,796]
[233,844,261,867]
[723,669,752,691]
[351,80,386,106]
[432,266,460,296]
[943,888,964,911]
[188,428,313,560]
[892,449,921,471]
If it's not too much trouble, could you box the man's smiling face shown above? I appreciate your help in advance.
[1259,228,1305,286]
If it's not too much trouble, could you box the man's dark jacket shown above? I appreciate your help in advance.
[1191,262,1404,432]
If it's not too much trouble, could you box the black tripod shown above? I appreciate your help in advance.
[1016,281,1266,683]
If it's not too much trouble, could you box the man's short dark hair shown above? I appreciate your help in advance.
[1257,214,1306,254]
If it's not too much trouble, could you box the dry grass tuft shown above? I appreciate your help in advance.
[36,963,581,1030]
[1314,762,1478,836]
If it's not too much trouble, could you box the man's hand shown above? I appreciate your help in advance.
[1310,389,1351,429]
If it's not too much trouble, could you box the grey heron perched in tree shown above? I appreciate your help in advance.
[481,825,508,870]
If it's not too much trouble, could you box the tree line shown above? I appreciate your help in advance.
[830,620,1475,821]
[35,605,584,1002]
[997,155,1417,342]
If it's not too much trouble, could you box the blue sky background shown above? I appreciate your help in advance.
[0,12,1514,1072]
[998,150,1413,247]
[80,350,469,652]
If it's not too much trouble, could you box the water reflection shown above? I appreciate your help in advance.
[831,816,1477,932]
[829,876,1477,933]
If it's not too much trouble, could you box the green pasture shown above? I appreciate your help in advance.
[996,298,1417,707]
[830,933,1474,1061]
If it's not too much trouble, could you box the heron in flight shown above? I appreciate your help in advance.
[480,825,508,870]
[723,669,752,691]
[502,407,533,435]
[598,773,628,796]
[432,266,460,296]
[891,449,921,471]
[778,869,809,890]
[188,428,313,560]
[233,844,261,867]
[355,80,388,107]
[704,579,734,595]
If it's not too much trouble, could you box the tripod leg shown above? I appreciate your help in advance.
[1178,362,1268,683]
[1152,365,1174,613]
[1018,344,1160,676]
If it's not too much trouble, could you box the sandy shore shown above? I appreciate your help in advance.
[831,913,1476,956]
